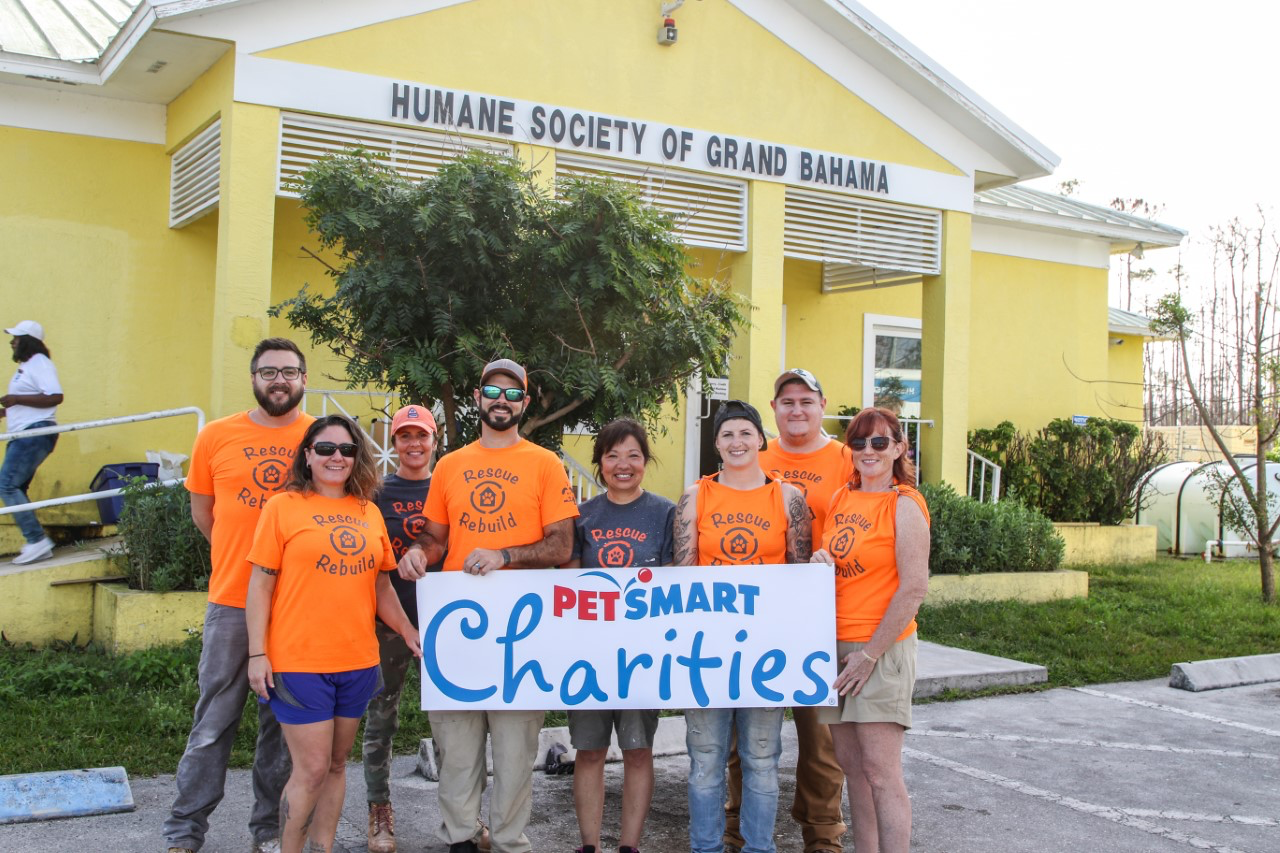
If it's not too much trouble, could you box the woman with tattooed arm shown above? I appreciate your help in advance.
[672,400,812,853]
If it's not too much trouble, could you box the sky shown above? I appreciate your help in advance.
[856,0,1280,304]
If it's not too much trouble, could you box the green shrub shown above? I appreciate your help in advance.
[921,482,1063,574]
[116,478,212,592]
[968,418,1167,524]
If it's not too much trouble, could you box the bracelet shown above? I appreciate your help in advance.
[249,653,266,659]
[501,548,512,567]
[860,650,878,664]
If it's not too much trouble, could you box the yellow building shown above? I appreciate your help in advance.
[0,0,1184,529]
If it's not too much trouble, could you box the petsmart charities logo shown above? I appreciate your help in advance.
[417,565,837,711]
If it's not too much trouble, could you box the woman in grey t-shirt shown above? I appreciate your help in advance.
[565,419,675,853]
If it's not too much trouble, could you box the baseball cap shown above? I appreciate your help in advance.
[712,400,768,450]
[390,404,437,436]
[481,358,527,389]
[774,367,822,397]
[5,320,44,341]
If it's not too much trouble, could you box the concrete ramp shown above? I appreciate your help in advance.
[0,767,134,825]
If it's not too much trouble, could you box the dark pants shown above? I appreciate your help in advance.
[0,420,57,543]
[163,603,292,849]
[362,620,416,803]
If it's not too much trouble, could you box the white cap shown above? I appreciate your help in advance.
[5,320,44,341]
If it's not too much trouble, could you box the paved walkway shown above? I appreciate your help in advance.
[3,673,1277,852]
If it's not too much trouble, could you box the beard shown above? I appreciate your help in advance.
[254,383,304,417]
[479,404,520,432]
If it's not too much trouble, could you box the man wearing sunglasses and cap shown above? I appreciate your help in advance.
[165,338,314,853]
[722,368,853,853]
[399,358,578,853]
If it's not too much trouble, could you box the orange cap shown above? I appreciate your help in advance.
[390,404,437,436]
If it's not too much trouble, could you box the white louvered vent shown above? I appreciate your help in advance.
[169,120,221,228]
[555,153,747,251]
[822,264,922,293]
[785,187,941,283]
[277,113,513,196]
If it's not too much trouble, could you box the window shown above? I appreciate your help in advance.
[863,314,922,418]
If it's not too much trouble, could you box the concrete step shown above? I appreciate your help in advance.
[914,640,1047,698]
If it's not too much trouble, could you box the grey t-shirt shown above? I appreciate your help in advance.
[572,490,677,569]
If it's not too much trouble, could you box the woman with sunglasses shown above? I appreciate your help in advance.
[246,414,421,853]
[564,418,675,853]
[811,407,929,853]
[672,400,811,853]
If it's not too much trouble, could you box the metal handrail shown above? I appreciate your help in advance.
[0,407,206,517]
[562,453,602,503]
[967,450,1002,503]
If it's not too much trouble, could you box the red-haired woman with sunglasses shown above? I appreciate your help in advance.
[245,414,421,853]
[811,407,929,853]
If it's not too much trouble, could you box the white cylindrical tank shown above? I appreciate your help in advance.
[1134,461,1198,552]
[1135,457,1280,557]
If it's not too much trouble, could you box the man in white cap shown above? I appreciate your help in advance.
[399,358,578,853]
[723,368,852,853]
[2,320,63,565]
[364,403,443,852]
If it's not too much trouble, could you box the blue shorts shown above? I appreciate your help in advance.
[264,666,383,725]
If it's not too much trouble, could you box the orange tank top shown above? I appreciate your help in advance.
[822,484,929,643]
[695,473,789,565]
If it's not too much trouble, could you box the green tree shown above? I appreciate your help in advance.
[1152,277,1279,604]
[275,150,745,452]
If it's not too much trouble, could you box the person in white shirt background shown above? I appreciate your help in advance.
[1,320,64,566]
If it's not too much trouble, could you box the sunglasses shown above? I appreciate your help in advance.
[480,385,527,402]
[311,442,357,458]
[850,436,894,451]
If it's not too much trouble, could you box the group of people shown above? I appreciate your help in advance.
[161,337,930,853]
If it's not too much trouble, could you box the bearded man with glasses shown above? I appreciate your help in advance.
[399,358,578,853]
[165,338,314,853]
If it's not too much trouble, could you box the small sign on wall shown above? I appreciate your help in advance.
[707,377,730,401]
[1072,414,1090,425]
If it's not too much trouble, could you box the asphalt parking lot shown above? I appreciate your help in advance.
[3,676,1276,852]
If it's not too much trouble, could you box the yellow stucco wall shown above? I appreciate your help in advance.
[0,126,216,525]
[1105,331,1147,422]
[259,0,960,177]
[968,252,1111,431]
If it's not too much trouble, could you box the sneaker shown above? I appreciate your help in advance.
[449,842,479,853]
[619,848,641,853]
[167,848,195,853]
[250,840,281,853]
[12,536,53,565]
[575,847,597,853]
[368,801,396,852]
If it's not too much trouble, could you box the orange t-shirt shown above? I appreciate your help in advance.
[822,484,930,643]
[759,440,854,546]
[425,439,579,572]
[247,491,395,672]
[186,411,315,608]
[694,473,789,565]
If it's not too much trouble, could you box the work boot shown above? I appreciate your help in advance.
[368,801,396,852]
[167,848,195,853]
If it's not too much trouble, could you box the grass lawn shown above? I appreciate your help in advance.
[3,557,1277,777]
[920,556,1280,687]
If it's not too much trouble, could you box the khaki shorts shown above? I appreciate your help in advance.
[817,633,917,729]
[567,709,660,751]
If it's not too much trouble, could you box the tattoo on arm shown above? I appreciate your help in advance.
[786,490,813,563]
[506,519,574,568]
[673,492,697,566]
[258,566,279,576]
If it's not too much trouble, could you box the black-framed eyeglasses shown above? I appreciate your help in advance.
[253,366,303,381]
[850,437,893,451]
[311,442,357,458]
[480,385,527,402]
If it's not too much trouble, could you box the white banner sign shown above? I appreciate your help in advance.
[416,564,837,711]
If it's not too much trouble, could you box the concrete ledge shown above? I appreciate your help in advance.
[914,641,1046,698]
[1169,653,1280,692]
[926,570,1087,605]
[0,547,121,645]
[91,584,206,654]
[417,715,690,780]
[1054,522,1157,565]
[0,766,133,825]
